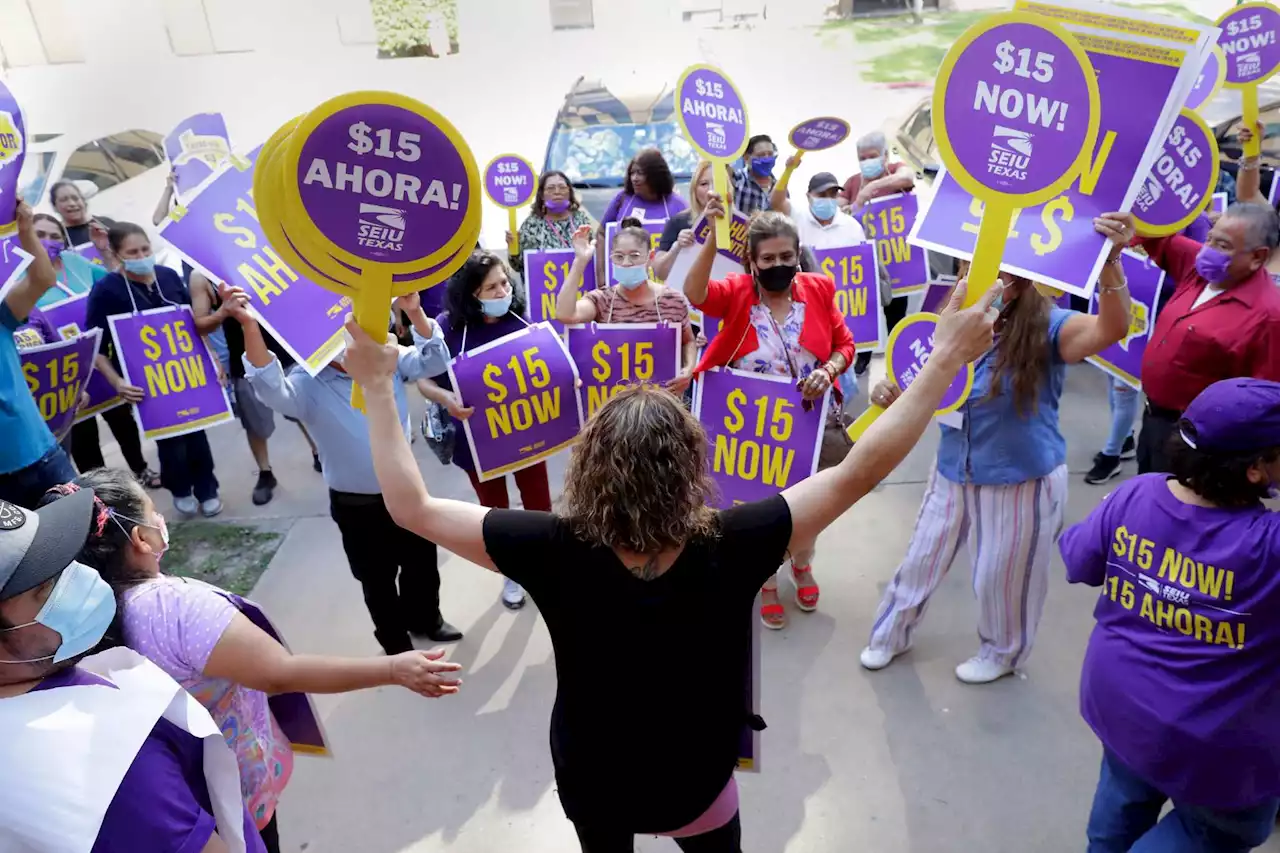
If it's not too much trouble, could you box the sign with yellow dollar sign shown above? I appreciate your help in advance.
[523,247,597,333]
[566,323,681,418]
[19,330,101,437]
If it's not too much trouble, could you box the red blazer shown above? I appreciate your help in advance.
[692,272,856,374]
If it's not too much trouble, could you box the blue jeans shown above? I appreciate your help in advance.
[1088,750,1278,852]
[156,432,219,501]
[0,444,77,509]
[1105,380,1140,457]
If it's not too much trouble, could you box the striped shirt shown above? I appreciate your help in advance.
[586,286,694,343]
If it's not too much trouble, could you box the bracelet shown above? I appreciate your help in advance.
[1239,158,1261,171]
[822,362,840,383]
[1099,281,1129,294]
[1106,254,1123,266]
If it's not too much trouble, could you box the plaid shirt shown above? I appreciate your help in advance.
[733,168,783,215]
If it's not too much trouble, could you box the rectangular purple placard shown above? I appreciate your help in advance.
[911,45,1186,299]
[216,589,330,757]
[34,294,123,420]
[602,219,666,285]
[812,243,886,352]
[70,243,105,268]
[108,305,233,440]
[522,248,596,334]
[692,367,828,509]
[19,330,101,437]
[165,113,232,199]
[1212,192,1228,216]
[1084,251,1165,390]
[565,322,681,418]
[448,322,584,481]
[159,150,349,375]
[0,236,33,306]
[852,193,929,297]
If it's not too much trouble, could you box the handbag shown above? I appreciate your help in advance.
[420,400,456,465]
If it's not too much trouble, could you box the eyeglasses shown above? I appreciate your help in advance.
[611,252,646,265]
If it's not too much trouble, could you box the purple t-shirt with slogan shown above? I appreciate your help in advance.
[32,666,267,853]
[1059,474,1280,809]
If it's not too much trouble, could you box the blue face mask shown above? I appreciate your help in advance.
[479,292,513,318]
[860,158,885,180]
[123,255,157,276]
[614,264,649,289]
[750,156,776,177]
[0,561,115,664]
[810,197,838,221]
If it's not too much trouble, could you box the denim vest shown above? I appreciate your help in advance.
[936,308,1073,486]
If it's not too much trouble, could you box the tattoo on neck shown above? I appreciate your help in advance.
[629,554,661,581]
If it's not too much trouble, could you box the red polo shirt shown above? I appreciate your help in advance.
[1139,234,1280,412]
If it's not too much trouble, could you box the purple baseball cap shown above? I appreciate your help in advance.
[1180,378,1280,455]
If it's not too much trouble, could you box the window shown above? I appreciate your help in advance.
[61,131,165,195]
[161,0,254,56]
[0,0,83,67]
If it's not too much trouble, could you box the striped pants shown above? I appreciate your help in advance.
[867,464,1068,667]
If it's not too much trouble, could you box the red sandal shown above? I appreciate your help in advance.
[760,586,786,630]
[792,565,820,612]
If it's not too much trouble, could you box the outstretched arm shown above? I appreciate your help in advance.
[782,281,1000,554]
[555,225,599,324]
[343,317,498,571]
[1057,214,1133,364]
[1236,123,1264,204]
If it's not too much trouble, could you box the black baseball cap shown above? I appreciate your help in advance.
[807,172,841,194]
[1180,378,1280,455]
[0,489,93,599]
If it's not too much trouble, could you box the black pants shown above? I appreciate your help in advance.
[1137,406,1179,475]
[329,490,442,655]
[156,431,219,501]
[70,404,149,474]
[855,295,909,372]
[259,813,279,853]
[573,814,742,853]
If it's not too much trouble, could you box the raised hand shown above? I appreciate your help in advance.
[572,224,595,263]
[932,278,1000,369]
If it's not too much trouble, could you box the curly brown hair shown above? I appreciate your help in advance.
[562,384,718,554]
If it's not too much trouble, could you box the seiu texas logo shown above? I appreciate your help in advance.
[0,111,23,169]
[173,128,230,170]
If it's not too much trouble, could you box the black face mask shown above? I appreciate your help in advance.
[756,264,797,293]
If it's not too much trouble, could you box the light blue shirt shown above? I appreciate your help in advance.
[0,302,57,474]
[936,307,1074,486]
[244,322,448,495]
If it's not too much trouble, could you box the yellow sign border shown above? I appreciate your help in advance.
[278,90,482,275]
[1192,44,1228,109]
[1218,2,1280,90]
[932,10,1102,208]
[673,63,751,164]
[1132,109,1221,239]
[884,312,975,416]
[786,116,851,152]
[483,152,538,209]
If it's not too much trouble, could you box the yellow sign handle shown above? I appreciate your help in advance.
[712,163,732,248]
[350,267,394,412]
[508,208,520,256]
[962,200,1017,309]
[846,403,886,442]
[1244,86,1262,159]
[775,151,802,197]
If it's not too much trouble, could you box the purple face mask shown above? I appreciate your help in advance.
[1194,245,1232,284]
[544,198,571,215]
[39,239,64,264]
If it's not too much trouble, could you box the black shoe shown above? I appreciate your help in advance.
[252,470,277,506]
[854,353,871,376]
[1120,435,1136,460]
[1084,453,1122,485]
[312,453,322,473]
[410,620,463,643]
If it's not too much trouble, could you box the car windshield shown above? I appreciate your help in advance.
[546,122,699,187]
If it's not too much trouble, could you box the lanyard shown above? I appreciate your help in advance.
[122,274,177,316]
[459,311,530,356]
[605,285,665,325]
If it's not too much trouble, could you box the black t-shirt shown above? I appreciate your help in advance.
[481,495,792,831]
[65,215,116,248]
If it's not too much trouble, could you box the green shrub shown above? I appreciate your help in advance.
[372,0,459,58]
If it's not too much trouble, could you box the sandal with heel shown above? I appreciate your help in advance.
[792,565,820,612]
[760,586,786,630]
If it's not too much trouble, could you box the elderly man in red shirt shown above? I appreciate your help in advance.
[1117,202,1280,473]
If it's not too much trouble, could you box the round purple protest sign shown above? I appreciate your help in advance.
[284,95,480,271]
[886,314,973,415]
[788,117,851,152]
[936,13,1100,205]
[675,65,749,162]
[1219,3,1280,86]
[1185,46,1226,111]
[483,154,536,209]
[1132,110,1220,238]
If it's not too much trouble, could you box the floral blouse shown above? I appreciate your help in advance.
[510,208,594,273]
[732,302,839,417]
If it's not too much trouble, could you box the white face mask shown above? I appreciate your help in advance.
[0,562,115,664]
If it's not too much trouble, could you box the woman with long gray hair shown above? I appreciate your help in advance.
[341,277,998,851]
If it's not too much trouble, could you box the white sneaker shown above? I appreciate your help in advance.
[173,496,198,518]
[200,497,224,518]
[501,578,526,610]
[859,646,903,671]
[955,657,1014,684]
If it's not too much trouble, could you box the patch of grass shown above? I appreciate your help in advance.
[165,521,283,596]
[861,43,949,83]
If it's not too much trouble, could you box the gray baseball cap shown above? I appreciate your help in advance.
[0,490,93,599]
